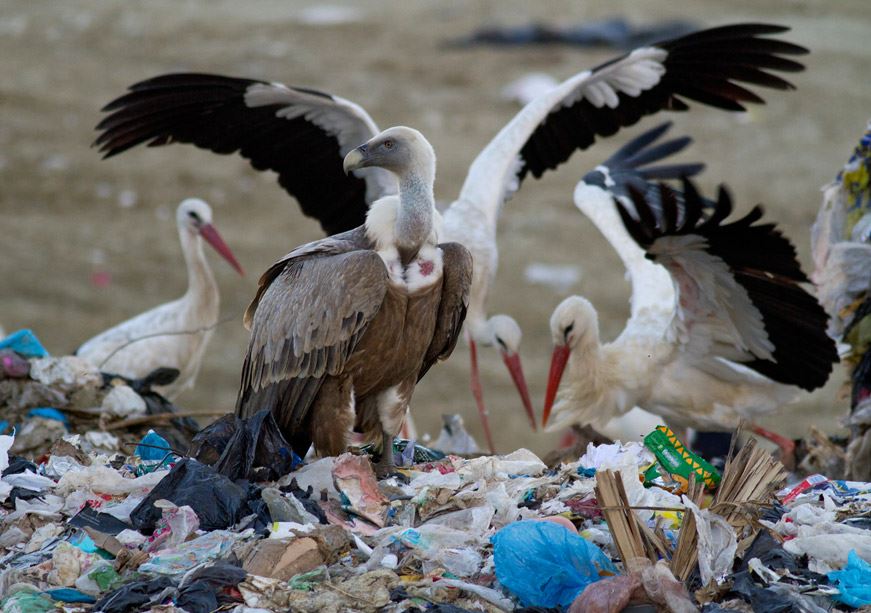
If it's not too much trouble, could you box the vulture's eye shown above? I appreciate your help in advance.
[383,139,394,150]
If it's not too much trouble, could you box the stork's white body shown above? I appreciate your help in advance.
[77,202,225,399]
[546,183,797,433]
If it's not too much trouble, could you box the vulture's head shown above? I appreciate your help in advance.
[176,198,244,275]
[343,126,435,179]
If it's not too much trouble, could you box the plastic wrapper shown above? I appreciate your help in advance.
[644,426,720,491]
[491,520,617,608]
[143,501,200,552]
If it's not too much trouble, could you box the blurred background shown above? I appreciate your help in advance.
[1,0,868,456]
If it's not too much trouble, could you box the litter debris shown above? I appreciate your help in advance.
[1,405,869,612]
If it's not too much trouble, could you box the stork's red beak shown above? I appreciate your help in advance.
[199,223,244,275]
[501,351,537,430]
[542,344,570,428]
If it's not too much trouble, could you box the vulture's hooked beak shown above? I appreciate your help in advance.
[501,351,537,430]
[343,144,369,175]
[199,224,245,276]
[542,344,571,428]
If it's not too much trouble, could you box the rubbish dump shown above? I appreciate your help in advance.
[2,331,871,612]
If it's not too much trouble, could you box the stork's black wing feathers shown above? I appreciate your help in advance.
[619,178,838,391]
[583,122,707,213]
[519,23,808,183]
[94,73,372,235]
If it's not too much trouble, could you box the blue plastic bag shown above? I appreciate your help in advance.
[135,430,174,462]
[27,408,68,426]
[0,329,48,358]
[828,549,871,607]
[492,520,617,608]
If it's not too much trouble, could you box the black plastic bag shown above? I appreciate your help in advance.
[129,458,247,532]
[174,563,246,613]
[93,576,175,613]
[191,409,298,481]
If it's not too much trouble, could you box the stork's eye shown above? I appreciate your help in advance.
[383,139,394,150]
[188,211,201,221]
[563,322,574,340]
[496,337,507,350]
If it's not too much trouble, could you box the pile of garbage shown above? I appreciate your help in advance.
[0,329,202,458]
[2,408,871,612]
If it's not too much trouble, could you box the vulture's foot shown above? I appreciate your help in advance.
[374,431,396,479]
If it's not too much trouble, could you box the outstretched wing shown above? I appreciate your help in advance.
[418,242,473,381]
[574,122,705,320]
[237,228,388,434]
[617,179,838,391]
[94,73,396,234]
[458,23,806,220]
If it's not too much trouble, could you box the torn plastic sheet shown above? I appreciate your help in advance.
[682,495,737,586]
[138,529,252,575]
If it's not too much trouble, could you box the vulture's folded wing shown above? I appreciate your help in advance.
[458,23,807,220]
[418,242,473,381]
[237,230,388,432]
[94,73,395,234]
[617,179,838,391]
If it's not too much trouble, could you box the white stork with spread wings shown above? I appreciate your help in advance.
[543,179,839,460]
[94,24,807,451]
[77,199,244,399]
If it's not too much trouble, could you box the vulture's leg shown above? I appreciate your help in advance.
[374,429,395,478]
[750,423,796,469]
[469,339,496,454]
[310,376,355,457]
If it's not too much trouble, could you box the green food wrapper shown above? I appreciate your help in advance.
[644,426,721,490]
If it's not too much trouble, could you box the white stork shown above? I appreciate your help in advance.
[236,127,472,475]
[76,198,244,399]
[93,24,807,450]
[542,179,838,461]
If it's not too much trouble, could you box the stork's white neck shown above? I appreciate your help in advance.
[179,228,218,305]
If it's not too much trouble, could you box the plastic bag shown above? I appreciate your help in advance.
[130,458,247,532]
[491,520,617,608]
[92,576,175,613]
[828,549,871,607]
[191,409,299,481]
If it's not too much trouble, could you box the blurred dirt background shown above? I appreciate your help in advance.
[1,1,869,455]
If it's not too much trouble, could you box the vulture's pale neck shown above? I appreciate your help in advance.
[395,152,436,262]
[179,228,218,306]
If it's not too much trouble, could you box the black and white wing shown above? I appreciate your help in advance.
[458,23,807,217]
[94,73,395,235]
[617,179,838,391]
[574,122,706,320]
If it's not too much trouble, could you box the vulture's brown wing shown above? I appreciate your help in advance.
[237,235,388,436]
[418,242,473,381]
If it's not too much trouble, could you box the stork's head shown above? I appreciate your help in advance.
[485,314,537,430]
[543,296,599,427]
[176,198,244,275]
[343,126,435,181]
